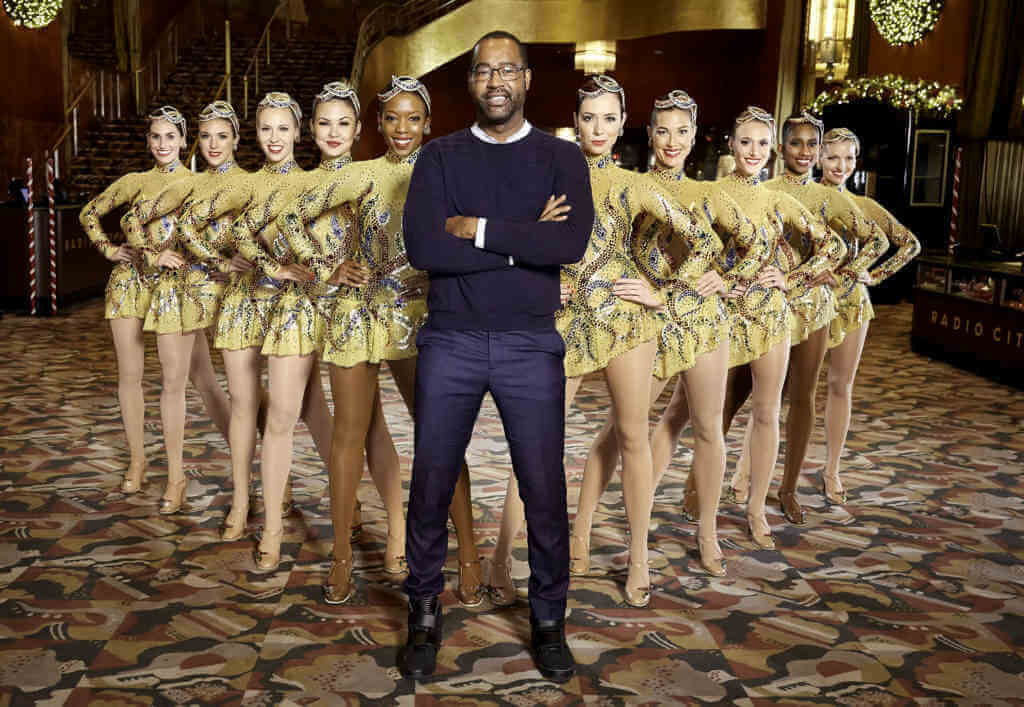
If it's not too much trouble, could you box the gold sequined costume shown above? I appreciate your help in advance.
[820,183,900,347]
[276,149,426,367]
[764,172,857,344]
[634,167,742,379]
[124,162,249,334]
[556,153,721,378]
[209,159,312,352]
[79,162,191,320]
[715,172,821,367]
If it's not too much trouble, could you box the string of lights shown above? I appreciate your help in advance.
[869,0,944,46]
[807,74,963,118]
[3,0,63,28]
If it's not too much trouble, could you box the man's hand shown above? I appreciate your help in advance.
[275,263,315,283]
[328,260,371,287]
[156,249,186,269]
[539,194,572,223]
[695,270,727,297]
[228,254,255,273]
[445,215,479,240]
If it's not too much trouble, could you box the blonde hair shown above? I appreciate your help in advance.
[822,127,861,156]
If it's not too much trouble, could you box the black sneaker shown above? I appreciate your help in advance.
[398,595,443,680]
[530,616,575,683]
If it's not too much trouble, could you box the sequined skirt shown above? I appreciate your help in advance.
[213,272,276,351]
[828,281,874,349]
[556,296,659,379]
[320,292,426,367]
[104,262,155,321]
[143,264,224,334]
[726,283,792,368]
[261,280,327,358]
[653,286,729,380]
[787,282,837,346]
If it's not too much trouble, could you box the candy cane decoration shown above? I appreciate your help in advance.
[26,157,36,316]
[949,146,962,256]
[46,151,58,315]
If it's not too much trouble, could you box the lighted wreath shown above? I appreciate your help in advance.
[869,0,944,46]
[806,74,963,118]
[2,0,62,28]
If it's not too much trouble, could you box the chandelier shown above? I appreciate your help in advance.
[574,41,616,75]
[806,0,857,81]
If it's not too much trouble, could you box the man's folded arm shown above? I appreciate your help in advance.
[476,148,593,266]
[403,144,515,275]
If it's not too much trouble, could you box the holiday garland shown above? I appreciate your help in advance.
[807,74,963,118]
[3,0,62,28]
[869,0,944,46]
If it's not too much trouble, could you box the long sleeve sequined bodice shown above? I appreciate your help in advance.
[849,193,920,284]
[276,149,420,297]
[819,181,893,280]
[79,162,191,260]
[716,172,833,289]
[764,172,853,287]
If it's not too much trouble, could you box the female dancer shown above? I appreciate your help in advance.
[743,113,877,523]
[490,76,720,607]
[274,76,482,604]
[565,90,745,578]
[818,127,920,503]
[121,101,244,514]
[80,106,224,501]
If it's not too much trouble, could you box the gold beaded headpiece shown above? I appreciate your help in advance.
[314,80,361,117]
[733,105,776,138]
[823,127,861,156]
[653,89,697,125]
[148,105,186,138]
[578,74,626,112]
[782,111,824,144]
[257,92,303,128]
[198,100,239,137]
[378,75,432,116]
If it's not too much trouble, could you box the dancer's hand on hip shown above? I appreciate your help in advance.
[328,259,371,287]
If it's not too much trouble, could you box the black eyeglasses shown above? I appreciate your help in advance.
[469,63,526,82]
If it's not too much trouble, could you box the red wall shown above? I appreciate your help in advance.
[0,15,64,197]
[865,0,972,88]
[357,0,786,158]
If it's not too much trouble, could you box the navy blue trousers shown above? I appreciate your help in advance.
[403,326,569,621]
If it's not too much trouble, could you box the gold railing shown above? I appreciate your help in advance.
[351,0,468,93]
[241,0,292,118]
[133,0,204,114]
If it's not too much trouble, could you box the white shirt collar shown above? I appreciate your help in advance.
[470,119,532,144]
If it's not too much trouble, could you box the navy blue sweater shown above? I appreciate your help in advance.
[403,127,593,331]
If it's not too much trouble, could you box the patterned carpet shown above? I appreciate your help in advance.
[0,301,1021,705]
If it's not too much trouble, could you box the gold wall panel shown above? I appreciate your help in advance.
[358,0,766,108]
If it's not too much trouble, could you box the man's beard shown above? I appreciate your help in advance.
[476,91,522,127]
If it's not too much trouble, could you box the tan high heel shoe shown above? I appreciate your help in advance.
[822,472,847,505]
[323,555,355,605]
[456,558,485,607]
[624,560,651,608]
[121,461,147,494]
[253,528,283,572]
[746,513,776,550]
[384,533,407,576]
[159,479,188,515]
[697,535,727,577]
[728,466,750,505]
[221,502,249,541]
[569,534,590,577]
[485,558,517,607]
[778,489,806,525]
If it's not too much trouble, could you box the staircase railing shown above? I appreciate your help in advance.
[241,0,292,118]
[133,0,205,114]
[351,0,469,93]
[50,73,101,180]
